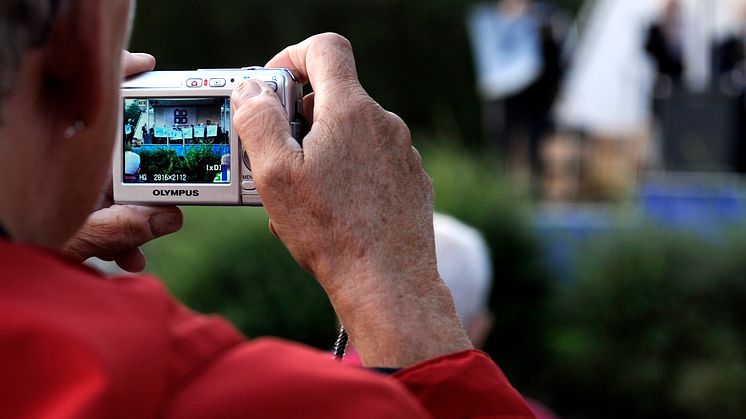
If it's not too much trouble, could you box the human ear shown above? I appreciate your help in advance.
[41,0,107,130]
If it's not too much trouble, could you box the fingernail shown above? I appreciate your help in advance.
[131,52,155,60]
[149,212,182,236]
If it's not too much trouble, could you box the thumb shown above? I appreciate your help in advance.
[232,79,302,178]
[122,51,156,78]
[63,205,182,263]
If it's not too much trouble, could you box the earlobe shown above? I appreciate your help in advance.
[41,0,104,129]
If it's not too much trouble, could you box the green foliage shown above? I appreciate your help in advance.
[130,2,746,416]
[135,146,222,182]
[141,138,746,418]
[138,147,179,179]
[142,141,552,358]
[548,227,746,419]
[124,102,141,126]
[144,207,338,349]
[184,145,222,182]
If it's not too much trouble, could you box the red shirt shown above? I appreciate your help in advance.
[0,241,533,418]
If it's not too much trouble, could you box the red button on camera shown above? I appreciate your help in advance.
[186,78,202,88]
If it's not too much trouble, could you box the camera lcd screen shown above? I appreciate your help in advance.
[122,97,231,184]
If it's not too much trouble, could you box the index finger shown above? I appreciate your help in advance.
[122,51,156,78]
[265,33,364,112]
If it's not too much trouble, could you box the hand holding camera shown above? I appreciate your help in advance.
[79,35,470,367]
[115,67,304,206]
[232,33,472,368]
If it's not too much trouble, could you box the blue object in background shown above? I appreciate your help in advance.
[533,205,621,283]
[533,175,746,283]
[640,176,746,237]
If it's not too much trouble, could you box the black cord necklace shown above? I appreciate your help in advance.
[0,223,9,240]
[332,325,348,361]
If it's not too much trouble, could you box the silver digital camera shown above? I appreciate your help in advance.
[113,68,304,206]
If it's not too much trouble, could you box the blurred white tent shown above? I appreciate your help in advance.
[555,0,746,138]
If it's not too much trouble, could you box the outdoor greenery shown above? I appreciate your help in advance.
[136,145,223,182]
[143,141,550,359]
[546,227,746,419]
[124,102,141,126]
[145,142,746,419]
[144,207,338,349]
[133,1,744,418]
[184,145,225,182]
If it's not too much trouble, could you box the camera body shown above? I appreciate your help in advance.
[113,68,304,206]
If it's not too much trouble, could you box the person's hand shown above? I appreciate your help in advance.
[232,33,471,367]
[61,51,183,272]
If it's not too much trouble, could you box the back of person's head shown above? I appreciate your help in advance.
[433,213,493,331]
[124,151,141,175]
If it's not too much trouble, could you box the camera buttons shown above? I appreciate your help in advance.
[209,78,226,88]
[266,81,278,92]
[186,78,202,88]
[241,180,256,191]
[241,193,259,204]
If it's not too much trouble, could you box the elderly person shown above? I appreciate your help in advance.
[0,1,532,417]
[434,213,559,419]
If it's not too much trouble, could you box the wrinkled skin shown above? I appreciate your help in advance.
[232,33,471,367]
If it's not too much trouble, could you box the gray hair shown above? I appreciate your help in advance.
[0,0,54,100]
[434,213,493,328]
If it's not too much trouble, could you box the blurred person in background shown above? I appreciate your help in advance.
[644,0,746,173]
[553,0,661,200]
[644,0,684,173]
[645,0,685,93]
[468,0,568,191]
[714,1,746,172]
[434,213,559,419]
[0,0,533,417]
[123,150,141,182]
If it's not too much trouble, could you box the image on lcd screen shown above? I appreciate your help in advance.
[123,97,231,184]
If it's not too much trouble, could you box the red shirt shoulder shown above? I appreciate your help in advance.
[0,243,425,418]
[166,337,428,418]
[0,241,533,418]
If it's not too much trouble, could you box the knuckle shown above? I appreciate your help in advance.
[310,33,358,86]
[358,105,412,149]
[106,213,146,246]
[342,96,376,120]
[410,146,424,167]
[314,32,352,52]
[66,210,152,260]
[234,97,283,137]
[255,158,291,189]
[385,112,412,144]
[234,93,273,120]
[252,103,282,134]
[321,96,375,135]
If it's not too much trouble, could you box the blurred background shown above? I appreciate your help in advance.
[127,0,746,417]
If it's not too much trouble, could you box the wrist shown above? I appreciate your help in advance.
[328,267,473,368]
